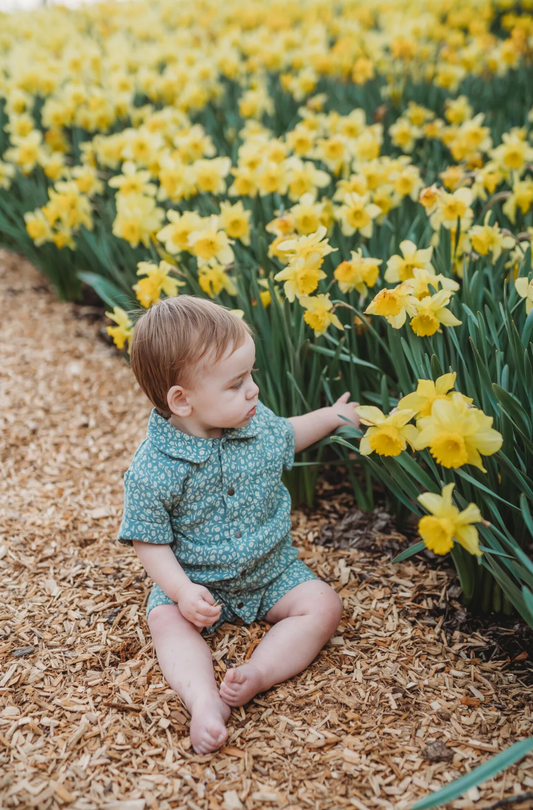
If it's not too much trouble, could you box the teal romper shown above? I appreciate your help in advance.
[116,400,318,635]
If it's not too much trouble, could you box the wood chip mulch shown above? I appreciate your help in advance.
[1,248,533,810]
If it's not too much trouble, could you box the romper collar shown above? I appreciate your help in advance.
[147,406,260,462]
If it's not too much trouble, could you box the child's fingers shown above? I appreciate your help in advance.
[197,601,221,616]
[190,609,215,627]
[338,391,351,402]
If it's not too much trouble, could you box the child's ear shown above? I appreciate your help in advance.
[167,385,192,417]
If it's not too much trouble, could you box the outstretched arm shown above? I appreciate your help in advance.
[287,392,360,454]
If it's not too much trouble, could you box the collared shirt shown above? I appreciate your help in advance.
[117,400,296,591]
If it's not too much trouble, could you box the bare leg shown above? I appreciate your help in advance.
[219,580,343,707]
[148,604,230,754]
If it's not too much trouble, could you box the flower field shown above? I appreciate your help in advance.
[1,0,533,627]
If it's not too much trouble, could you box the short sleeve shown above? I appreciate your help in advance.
[280,417,295,472]
[116,469,175,547]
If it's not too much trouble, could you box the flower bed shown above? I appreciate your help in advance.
[1,0,533,624]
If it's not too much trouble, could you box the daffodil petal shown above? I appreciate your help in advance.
[418,491,444,514]
[355,406,385,425]
[455,524,482,556]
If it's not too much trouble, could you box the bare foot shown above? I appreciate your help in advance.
[189,692,231,754]
[219,663,266,707]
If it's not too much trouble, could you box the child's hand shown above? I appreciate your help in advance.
[177,582,222,629]
[330,392,360,430]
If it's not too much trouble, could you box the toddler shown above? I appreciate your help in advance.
[117,295,360,755]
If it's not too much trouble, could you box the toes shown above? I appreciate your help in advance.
[206,723,227,743]
[225,667,245,685]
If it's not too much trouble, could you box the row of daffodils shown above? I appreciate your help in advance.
[1,0,533,621]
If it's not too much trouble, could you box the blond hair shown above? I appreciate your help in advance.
[129,296,253,418]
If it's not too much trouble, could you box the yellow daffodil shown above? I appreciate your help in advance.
[187,214,235,268]
[390,163,424,201]
[266,213,297,238]
[333,174,368,202]
[72,165,104,197]
[277,226,336,266]
[356,406,419,457]
[3,130,47,175]
[157,156,197,203]
[335,192,382,238]
[389,117,422,153]
[198,260,238,298]
[365,282,419,328]
[299,293,344,337]
[471,162,503,201]
[414,393,503,471]
[490,129,533,175]
[404,267,460,300]
[290,193,326,236]
[108,160,157,197]
[444,96,473,125]
[418,483,482,556]
[505,179,533,226]
[106,307,134,351]
[409,290,462,337]
[112,192,165,249]
[133,260,185,308]
[0,159,16,191]
[219,200,252,245]
[398,373,473,418]
[274,255,327,302]
[334,249,381,296]
[285,157,330,202]
[194,156,232,195]
[468,212,515,260]
[419,184,440,214]
[439,165,465,191]
[515,276,533,313]
[156,210,203,254]
[429,187,474,232]
[385,240,435,284]
[24,209,54,246]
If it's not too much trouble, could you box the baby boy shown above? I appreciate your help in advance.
[117,295,359,754]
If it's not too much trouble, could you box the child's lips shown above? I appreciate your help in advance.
[246,404,257,417]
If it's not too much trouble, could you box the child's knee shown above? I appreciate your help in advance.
[323,589,343,632]
[309,586,343,634]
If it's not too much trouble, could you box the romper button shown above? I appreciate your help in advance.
[227,488,235,496]
[237,601,244,608]
[234,530,242,538]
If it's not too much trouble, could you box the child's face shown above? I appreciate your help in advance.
[169,333,260,432]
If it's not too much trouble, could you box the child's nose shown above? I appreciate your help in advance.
[247,380,259,398]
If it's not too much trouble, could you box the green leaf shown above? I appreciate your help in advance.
[478,546,514,559]
[392,541,425,564]
[455,469,520,512]
[522,307,533,349]
[493,384,531,435]
[78,271,134,311]
[396,452,437,492]
[522,587,533,624]
[380,375,390,412]
[430,354,444,379]
[309,343,381,371]
[412,737,533,810]
[520,493,533,538]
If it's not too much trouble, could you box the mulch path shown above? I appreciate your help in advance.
[1,248,533,810]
